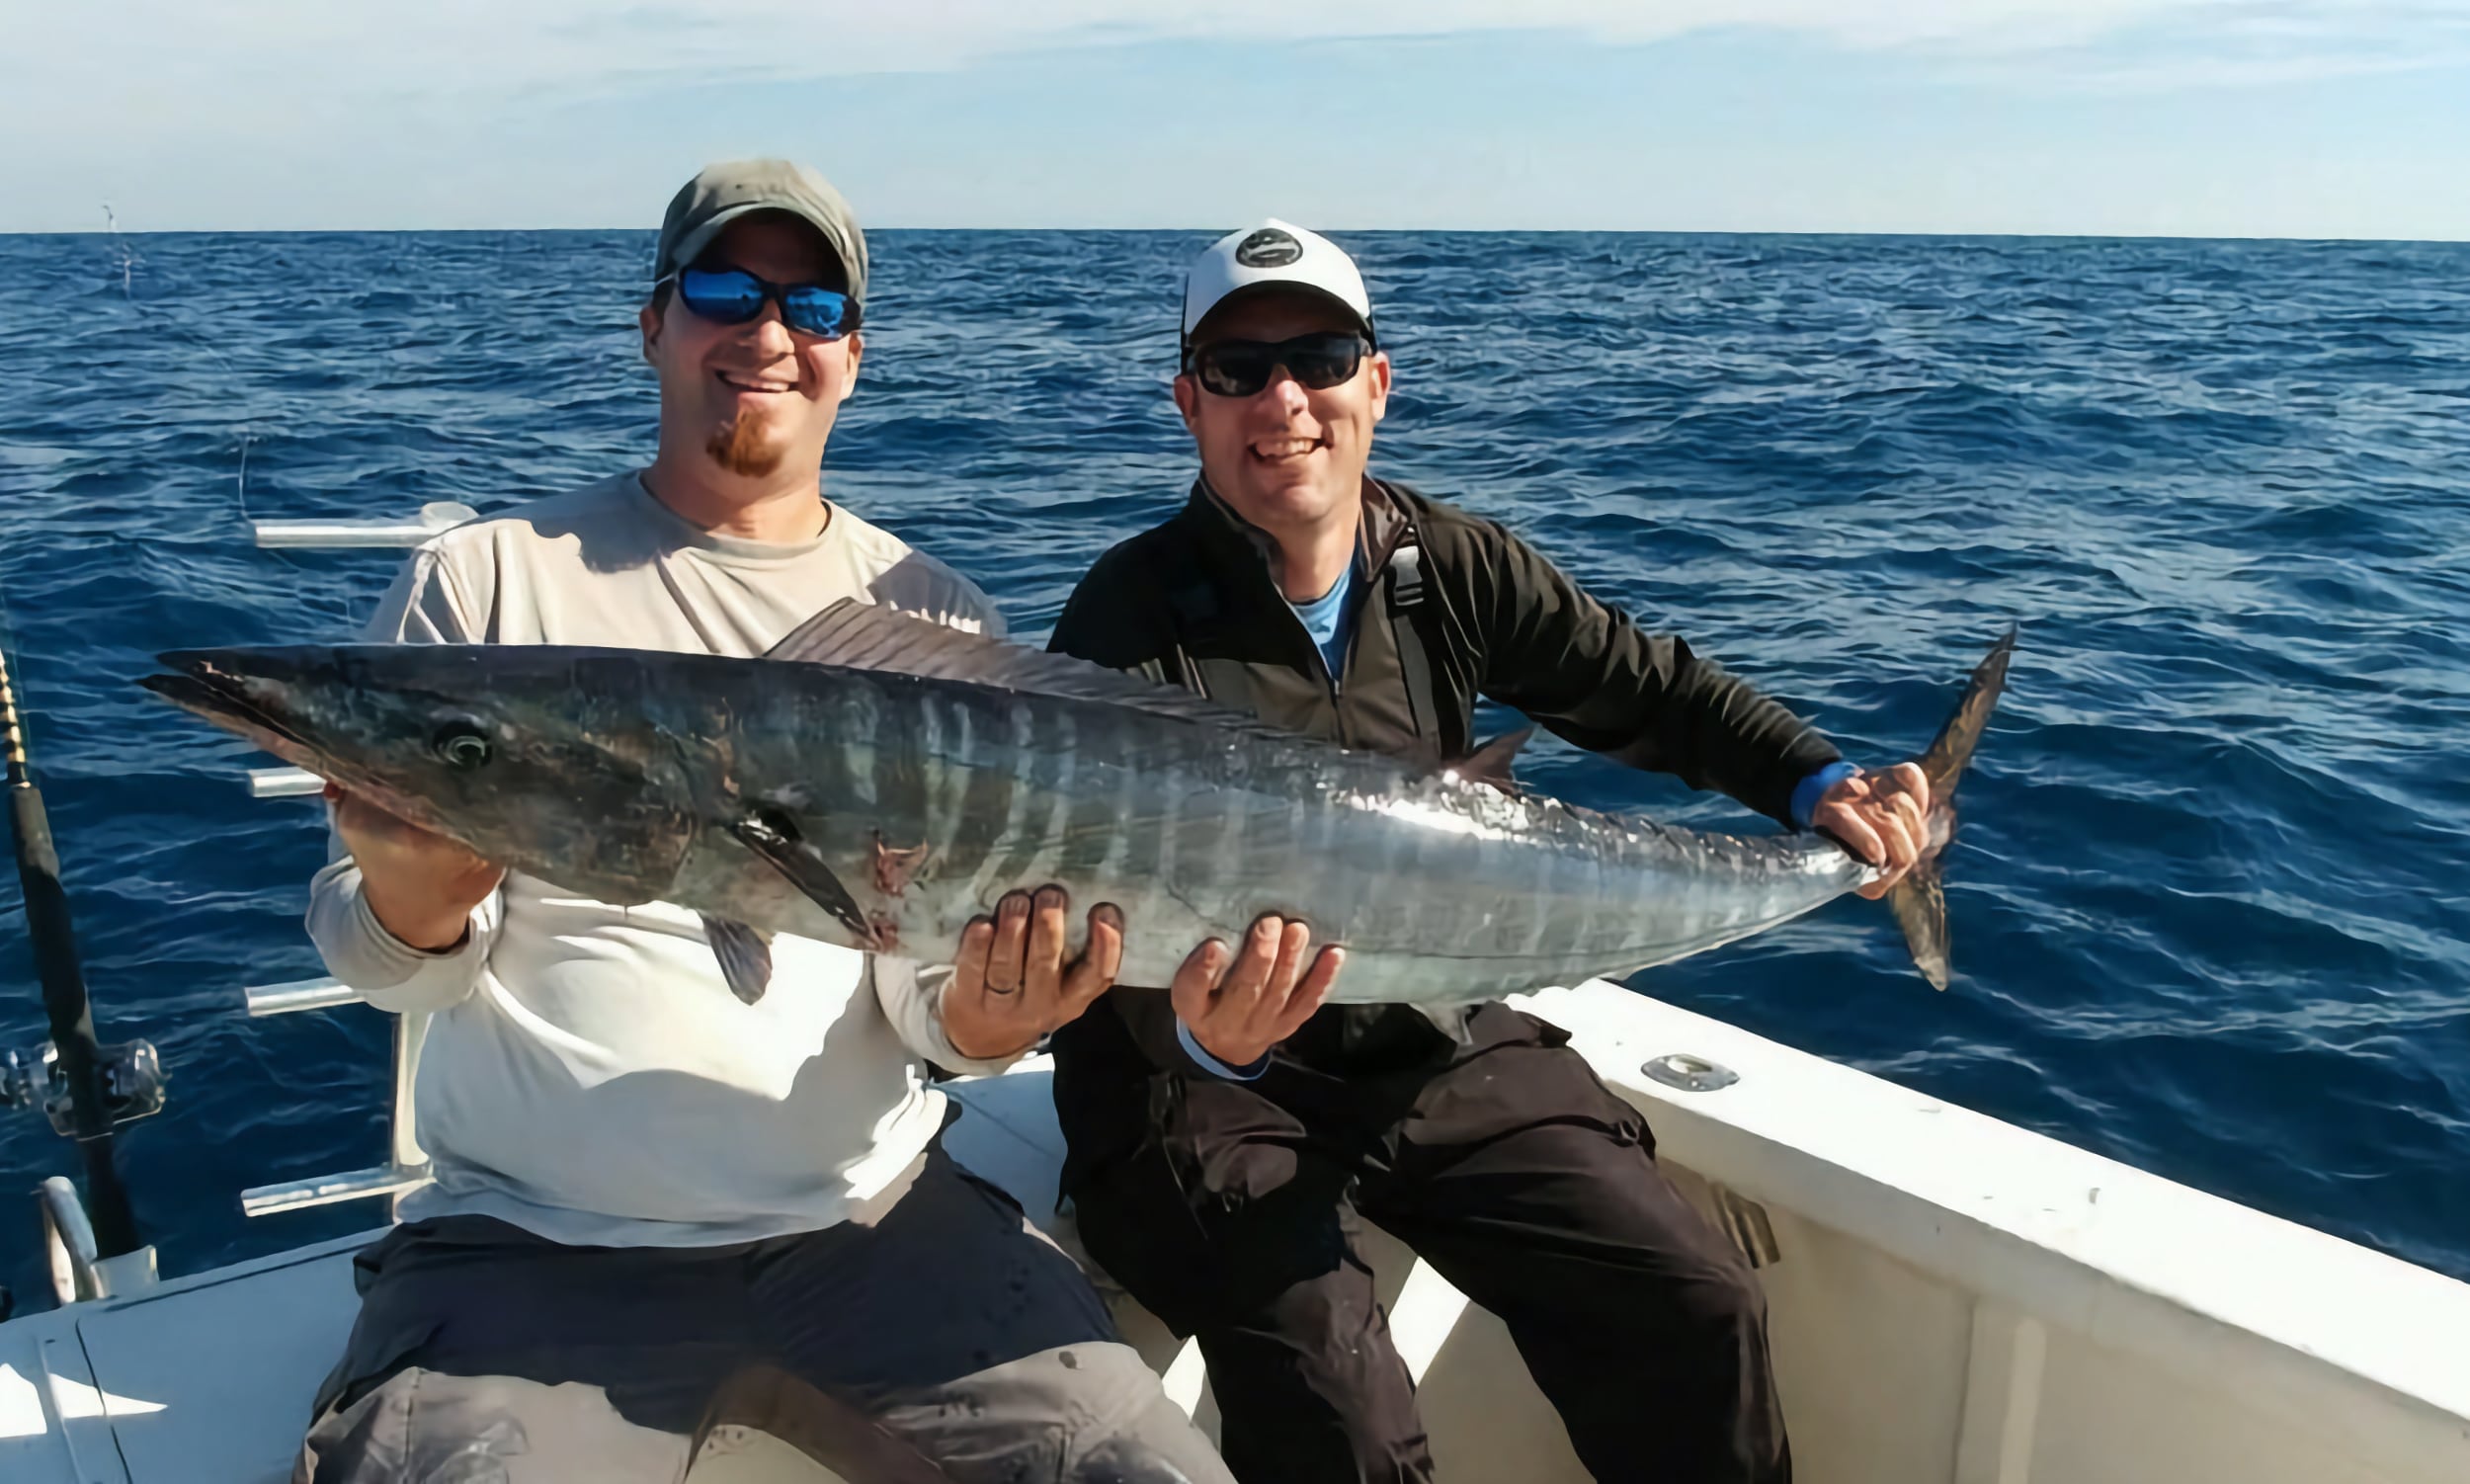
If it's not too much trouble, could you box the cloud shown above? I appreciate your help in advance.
[1943,0,2470,88]
[20,0,2470,117]
[7,0,2467,233]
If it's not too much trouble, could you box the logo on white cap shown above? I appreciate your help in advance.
[1233,228,1304,269]
[1183,218,1374,347]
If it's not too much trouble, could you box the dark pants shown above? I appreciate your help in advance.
[295,1144,1232,1484]
[1055,1003,1789,1484]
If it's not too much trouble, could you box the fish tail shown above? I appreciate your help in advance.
[1886,626,2017,991]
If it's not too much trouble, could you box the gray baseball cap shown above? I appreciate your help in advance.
[652,159,868,306]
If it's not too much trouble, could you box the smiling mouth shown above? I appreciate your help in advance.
[1249,435,1329,462]
[716,371,797,394]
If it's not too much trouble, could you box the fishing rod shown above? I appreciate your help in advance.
[0,622,154,1265]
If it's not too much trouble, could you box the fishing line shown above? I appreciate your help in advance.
[97,204,293,574]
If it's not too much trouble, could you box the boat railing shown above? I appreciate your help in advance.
[233,507,477,1222]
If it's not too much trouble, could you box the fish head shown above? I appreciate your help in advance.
[142,643,697,901]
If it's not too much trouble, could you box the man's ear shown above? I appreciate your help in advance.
[1172,371,1200,433]
[1366,350,1393,426]
[639,298,662,366]
[836,332,864,405]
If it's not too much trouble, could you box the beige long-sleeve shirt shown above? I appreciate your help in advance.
[306,471,1020,1248]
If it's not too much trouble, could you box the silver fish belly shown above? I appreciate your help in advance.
[664,669,1877,1006]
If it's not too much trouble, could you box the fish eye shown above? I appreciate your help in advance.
[432,722,493,771]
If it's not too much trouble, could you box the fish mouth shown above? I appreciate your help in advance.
[139,650,328,777]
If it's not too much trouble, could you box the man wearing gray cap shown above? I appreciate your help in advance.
[291,160,1233,1483]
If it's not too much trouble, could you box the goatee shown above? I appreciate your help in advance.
[705,412,784,478]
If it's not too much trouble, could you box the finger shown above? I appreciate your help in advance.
[1061,904,1124,1010]
[1271,947,1344,1039]
[954,916,995,995]
[355,804,429,851]
[1889,762,1931,813]
[1861,856,1913,899]
[1170,939,1231,1025]
[337,794,467,857]
[333,794,415,854]
[1217,916,1284,1023]
[331,793,380,844]
[1024,885,1071,996]
[1876,808,1920,872]
[1251,920,1312,1031]
[1825,809,1887,869]
[986,892,1030,994]
[1859,812,1919,898]
[1892,785,1928,844]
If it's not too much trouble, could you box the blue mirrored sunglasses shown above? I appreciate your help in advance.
[667,267,862,340]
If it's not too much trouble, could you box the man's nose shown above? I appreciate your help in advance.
[1263,369,1310,413]
[743,301,796,358]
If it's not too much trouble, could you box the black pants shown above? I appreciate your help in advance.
[1055,1002,1790,1484]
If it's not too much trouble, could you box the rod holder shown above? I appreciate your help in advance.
[245,976,359,1017]
[241,1162,433,1217]
[250,767,325,798]
[251,501,478,548]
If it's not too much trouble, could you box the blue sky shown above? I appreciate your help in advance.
[8,1,2470,238]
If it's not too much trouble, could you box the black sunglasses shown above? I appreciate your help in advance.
[664,267,862,340]
[1185,331,1372,398]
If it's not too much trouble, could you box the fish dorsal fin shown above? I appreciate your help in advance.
[763,599,1297,740]
[1447,727,1533,793]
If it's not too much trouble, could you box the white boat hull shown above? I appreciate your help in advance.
[6,980,2466,1482]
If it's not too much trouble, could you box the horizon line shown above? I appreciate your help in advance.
[9,224,2470,247]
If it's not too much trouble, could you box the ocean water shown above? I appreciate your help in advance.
[0,228,2465,1312]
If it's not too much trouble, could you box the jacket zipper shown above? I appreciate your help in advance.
[1197,474,1413,753]
[1301,518,1412,746]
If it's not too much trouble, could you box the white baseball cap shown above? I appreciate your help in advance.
[1181,219,1375,351]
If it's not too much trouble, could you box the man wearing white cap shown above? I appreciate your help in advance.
[1042,220,1933,1482]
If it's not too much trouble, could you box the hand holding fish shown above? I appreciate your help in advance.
[1811,763,1933,900]
[1172,915,1346,1069]
[943,886,1126,1060]
[323,782,506,951]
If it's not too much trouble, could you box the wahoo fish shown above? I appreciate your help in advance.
[140,601,2013,1007]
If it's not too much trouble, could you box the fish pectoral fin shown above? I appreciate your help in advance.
[1446,727,1535,794]
[727,812,880,949]
[701,915,778,1005]
[760,599,1299,741]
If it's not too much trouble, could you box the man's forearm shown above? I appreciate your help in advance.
[1599,643,1843,824]
[305,856,493,1013]
[1467,519,1839,822]
[359,868,491,951]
